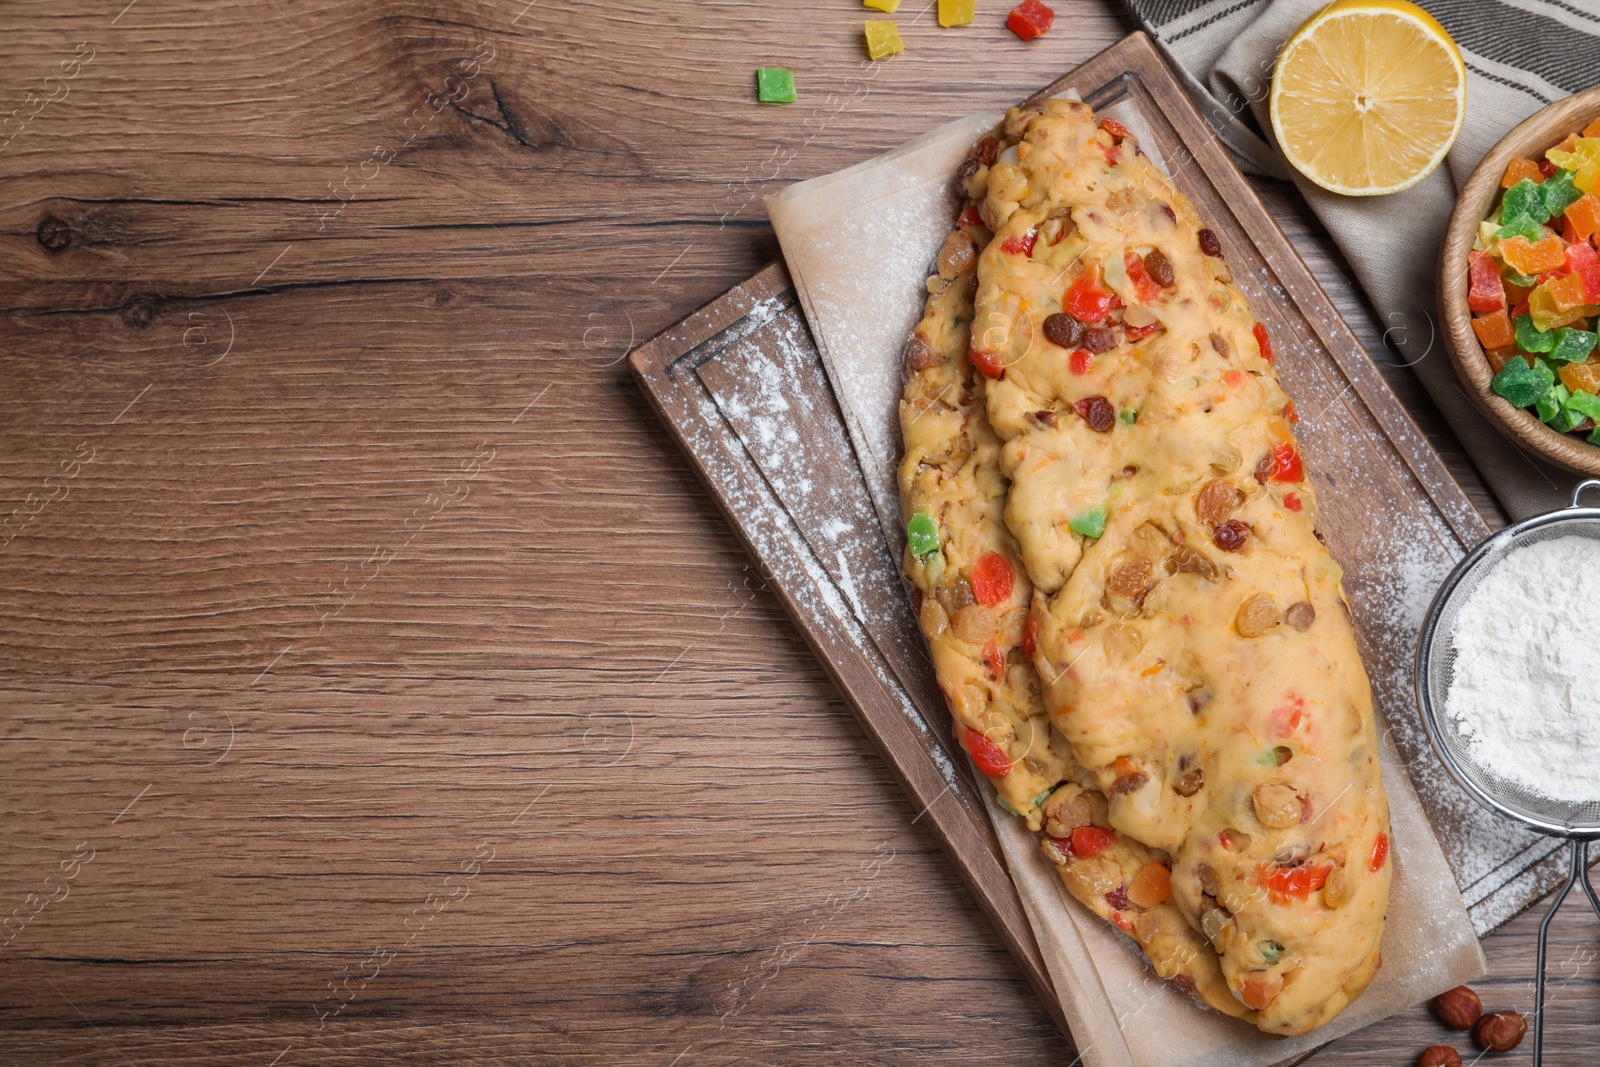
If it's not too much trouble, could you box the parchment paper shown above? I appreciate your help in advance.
[767,109,1486,1067]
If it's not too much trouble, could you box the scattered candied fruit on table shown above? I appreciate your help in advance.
[754,68,796,104]
[937,0,974,26]
[1006,0,1054,40]
[862,0,900,10]
[863,19,903,59]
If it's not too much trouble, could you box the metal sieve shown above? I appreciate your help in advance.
[1416,479,1600,1064]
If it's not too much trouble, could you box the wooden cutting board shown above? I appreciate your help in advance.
[630,29,1563,1047]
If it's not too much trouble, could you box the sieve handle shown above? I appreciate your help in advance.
[1533,839,1600,1066]
[1572,479,1600,509]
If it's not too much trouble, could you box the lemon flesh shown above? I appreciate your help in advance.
[1270,0,1465,196]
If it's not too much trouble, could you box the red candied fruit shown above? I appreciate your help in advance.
[964,726,1012,778]
[1006,0,1054,40]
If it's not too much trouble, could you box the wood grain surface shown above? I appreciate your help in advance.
[0,1,1580,1065]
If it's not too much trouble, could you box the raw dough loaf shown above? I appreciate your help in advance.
[968,99,1390,1036]
[897,127,1254,1024]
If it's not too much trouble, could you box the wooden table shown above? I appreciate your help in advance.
[0,2,1586,1063]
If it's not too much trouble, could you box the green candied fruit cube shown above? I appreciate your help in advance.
[1514,313,1557,353]
[1551,326,1599,364]
[1503,266,1539,288]
[995,793,1021,816]
[1553,406,1589,433]
[1504,179,1551,223]
[1497,214,1545,242]
[755,68,797,104]
[1543,169,1582,217]
[1567,389,1600,421]
[1491,355,1550,408]
[1069,506,1107,539]
[1118,408,1138,425]
[1589,424,1600,446]
[1537,383,1571,422]
[906,511,939,556]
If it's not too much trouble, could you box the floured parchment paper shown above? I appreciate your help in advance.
[766,106,1485,1067]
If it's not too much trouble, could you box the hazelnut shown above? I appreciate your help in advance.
[1473,1010,1527,1052]
[1416,1047,1461,1067]
[1430,986,1481,1031]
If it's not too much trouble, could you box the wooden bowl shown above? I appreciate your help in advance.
[1439,87,1600,477]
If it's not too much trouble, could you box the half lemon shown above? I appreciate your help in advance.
[1269,0,1466,196]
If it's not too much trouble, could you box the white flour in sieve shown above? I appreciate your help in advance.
[1446,535,1600,803]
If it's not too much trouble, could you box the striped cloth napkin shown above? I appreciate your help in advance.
[1119,0,1600,520]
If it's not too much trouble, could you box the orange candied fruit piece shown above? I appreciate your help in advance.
[1502,157,1544,187]
[1560,361,1600,395]
[1472,309,1514,350]
[1240,975,1282,1011]
[1584,117,1600,139]
[1126,862,1172,908]
[1501,235,1569,275]
[1566,193,1600,242]
[1547,270,1590,312]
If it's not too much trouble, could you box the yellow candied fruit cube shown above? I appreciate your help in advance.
[1528,283,1598,332]
[1553,137,1600,185]
[863,0,900,11]
[864,19,904,58]
[938,0,976,26]
[1578,157,1599,194]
